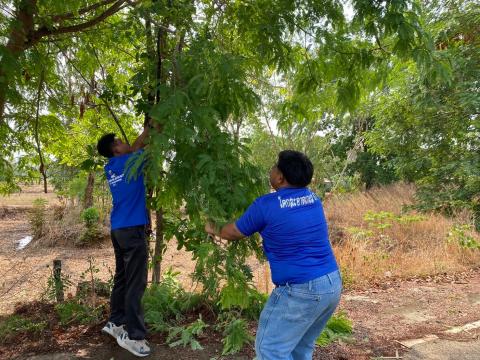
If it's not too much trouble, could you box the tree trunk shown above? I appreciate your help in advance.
[34,71,47,193]
[0,0,37,120]
[83,172,95,209]
[152,208,164,284]
[147,20,170,285]
[40,165,48,193]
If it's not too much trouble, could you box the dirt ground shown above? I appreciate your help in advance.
[1,188,480,359]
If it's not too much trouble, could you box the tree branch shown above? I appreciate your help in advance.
[49,0,118,22]
[55,45,130,145]
[27,0,129,47]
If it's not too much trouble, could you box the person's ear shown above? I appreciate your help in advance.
[111,144,119,156]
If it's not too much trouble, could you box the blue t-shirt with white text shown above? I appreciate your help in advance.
[236,187,338,285]
[105,151,149,230]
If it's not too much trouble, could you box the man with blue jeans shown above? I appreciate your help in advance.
[97,128,151,357]
[205,150,342,360]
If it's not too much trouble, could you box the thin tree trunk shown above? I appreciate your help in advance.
[83,172,95,208]
[152,208,164,283]
[34,71,48,193]
[144,15,155,263]
[150,23,169,284]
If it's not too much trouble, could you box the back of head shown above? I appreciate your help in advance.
[97,133,116,158]
[277,150,314,187]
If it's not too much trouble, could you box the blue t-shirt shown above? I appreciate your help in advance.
[105,151,149,230]
[236,187,338,285]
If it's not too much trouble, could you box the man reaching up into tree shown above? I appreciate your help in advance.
[205,150,342,360]
[97,126,151,357]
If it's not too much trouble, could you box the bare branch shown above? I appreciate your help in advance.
[49,0,118,23]
[55,45,130,145]
[28,0,129,47]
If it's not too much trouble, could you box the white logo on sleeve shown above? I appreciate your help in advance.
[108,170,124,187]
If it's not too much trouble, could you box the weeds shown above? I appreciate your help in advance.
[316,312,353,347]
[143,268,265,354]
[220,317,253,355]
[167,316,208,350]
[55,300,105,326]
[0,315,47,344]
[143,268,204,332]
[76,257,111,304]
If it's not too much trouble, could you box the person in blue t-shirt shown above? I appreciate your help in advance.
[205,150,342,360]
[96,128,151,358]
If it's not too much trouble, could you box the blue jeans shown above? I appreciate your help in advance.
[255,270,342,360]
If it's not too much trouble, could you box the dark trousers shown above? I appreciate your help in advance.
[109,225,148,340]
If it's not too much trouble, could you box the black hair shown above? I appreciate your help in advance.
[276,150,314,187]
[97,133,116,158]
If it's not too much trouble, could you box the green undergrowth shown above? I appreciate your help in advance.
[0,315,47,344]
[316,312,353,347]
[144,268,353,354]
[143,268,263,354]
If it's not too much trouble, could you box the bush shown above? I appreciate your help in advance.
[78,207,102,245]
[81,207,100,226]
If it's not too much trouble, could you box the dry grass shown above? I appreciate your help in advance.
[324,183,480,288]
[0,185,60,207]
[32,204,110,247]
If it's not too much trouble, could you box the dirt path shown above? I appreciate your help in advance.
[339,269,480,358]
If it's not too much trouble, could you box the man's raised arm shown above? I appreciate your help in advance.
[130,117,162,152]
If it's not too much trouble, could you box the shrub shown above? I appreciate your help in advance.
[29,198,48,238]
[78,207,102,245]
[447,225,480,250]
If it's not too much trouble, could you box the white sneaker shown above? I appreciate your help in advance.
[117,332,151,357]
[101,321,127,339]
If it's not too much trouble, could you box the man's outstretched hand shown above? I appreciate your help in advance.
[204,221,245,242]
